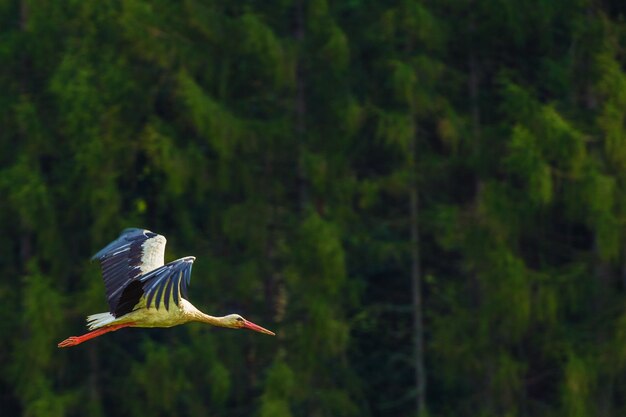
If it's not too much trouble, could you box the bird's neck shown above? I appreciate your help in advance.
[183,301,230,328]
[195,312,231,328]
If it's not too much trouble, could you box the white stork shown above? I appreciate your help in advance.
[58,228,274,348]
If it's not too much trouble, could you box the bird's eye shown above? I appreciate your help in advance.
[236,317,244,322]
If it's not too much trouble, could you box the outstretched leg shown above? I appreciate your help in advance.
[58,323,135,348]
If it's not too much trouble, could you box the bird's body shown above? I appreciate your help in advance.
[58,228,274,348]
[86,298,193,329]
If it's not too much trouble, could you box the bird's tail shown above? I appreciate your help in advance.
[86,312,116,330]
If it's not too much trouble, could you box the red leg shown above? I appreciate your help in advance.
[57,323,135,348]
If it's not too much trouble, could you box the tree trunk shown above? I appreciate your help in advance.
[468,14,480,140]
[410,130,427,416]
[593,239,613,416]
[622,245,626,291]
[295,0,307,212]
[20,0,28,31]
[467,4,493,413]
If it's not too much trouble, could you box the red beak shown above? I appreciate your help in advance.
[243,319,275,336]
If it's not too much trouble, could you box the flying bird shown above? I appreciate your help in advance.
[58,228,275,348]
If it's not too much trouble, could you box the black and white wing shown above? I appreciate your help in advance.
[139,256,195,311]
[92,228,167,316]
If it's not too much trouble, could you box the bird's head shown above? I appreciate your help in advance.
[224,314,275,336]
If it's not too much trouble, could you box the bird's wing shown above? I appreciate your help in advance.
[92,228,167,316]
[138,256,195,311]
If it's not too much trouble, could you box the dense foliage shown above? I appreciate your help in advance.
[3,1,626,416]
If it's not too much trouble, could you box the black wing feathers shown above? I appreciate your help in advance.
[139,257,195,311]
[115,281,144,317]
[92,229,193,316]
[164,278,175,310]
[92,228,156,261]
[92,228,160,316]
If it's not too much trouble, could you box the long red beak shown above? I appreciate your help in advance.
[243,319,275,336]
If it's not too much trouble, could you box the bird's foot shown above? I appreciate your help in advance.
[58,336,81,348]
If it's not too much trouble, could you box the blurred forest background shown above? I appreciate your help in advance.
[3,1,626,416]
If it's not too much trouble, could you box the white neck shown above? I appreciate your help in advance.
[181,300,231,328]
